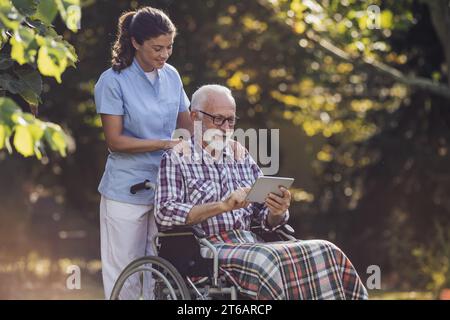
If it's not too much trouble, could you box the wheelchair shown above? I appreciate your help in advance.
[110,180,296,300]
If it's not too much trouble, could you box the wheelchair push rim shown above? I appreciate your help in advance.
[110,256,191,300]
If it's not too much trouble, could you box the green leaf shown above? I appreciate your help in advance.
[61,38,77,66]
[0,121,12,152]
[14,68,43,105]
[0,29,8,50]
[0,73,24,94]
[10,26,38,65]
[45,124,67,156]
[33,145,42,158]
[0,97,21,115]
[36,21,59,37]
[15,68,42,93]
[11,111,27,125]
[1,97,69,158]
[11,0,39,16]
[34,34,77,82]
[13,124,34,157]
[27,18,53,36]
[51,129,66,156]
[28,122,44,141]
[55,0,81,32]
[0,97,20,153]
[0,123,5,149]
[18,88,40,106]
[33,0,58,25]
[0,0,76,159]
[37,44,67,83]
[0,69,42,105]
[0,54,14,70]
[65,3,80,32]
[0,1,21,31]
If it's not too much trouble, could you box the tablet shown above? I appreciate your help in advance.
[245,176,294,203]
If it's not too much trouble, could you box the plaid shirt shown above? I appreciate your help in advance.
[155,138,289,235]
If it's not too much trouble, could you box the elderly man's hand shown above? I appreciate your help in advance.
[222,187,251,211]
[265,187,291,217]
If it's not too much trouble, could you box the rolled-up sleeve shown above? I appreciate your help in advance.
[179,87,190,113]
[249,200,289,232]
[94,70,124,115]
[155,151,194,230]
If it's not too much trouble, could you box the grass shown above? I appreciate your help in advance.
[368,290,435,300]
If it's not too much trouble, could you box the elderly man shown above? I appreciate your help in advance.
[155,84,368,300]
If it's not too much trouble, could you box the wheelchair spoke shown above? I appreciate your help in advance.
[110,256,192,300]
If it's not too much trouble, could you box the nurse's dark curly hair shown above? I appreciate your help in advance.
[111,7,176,72]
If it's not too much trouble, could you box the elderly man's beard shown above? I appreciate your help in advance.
[203,128,233,152]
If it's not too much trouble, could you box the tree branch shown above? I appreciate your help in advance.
[260,0,450,101]
[305,31,450,101]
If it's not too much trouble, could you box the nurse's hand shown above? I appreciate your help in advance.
[171,138,193,156]
[163,138,183,150]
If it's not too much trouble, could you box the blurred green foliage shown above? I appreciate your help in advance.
[0,0,80,158]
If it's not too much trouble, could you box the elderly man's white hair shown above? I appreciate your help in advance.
[191,84,235,111]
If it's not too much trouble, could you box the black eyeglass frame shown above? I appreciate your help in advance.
[196,110,239,126]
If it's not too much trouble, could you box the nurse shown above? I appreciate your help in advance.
[94,6,192,298]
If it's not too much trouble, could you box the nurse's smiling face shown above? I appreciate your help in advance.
[132,33,174,72]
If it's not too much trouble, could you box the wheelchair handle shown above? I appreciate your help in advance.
[130,180,155,194]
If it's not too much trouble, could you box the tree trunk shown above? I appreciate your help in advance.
[426,0,450,88]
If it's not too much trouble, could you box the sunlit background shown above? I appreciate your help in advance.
[0,0,449,299]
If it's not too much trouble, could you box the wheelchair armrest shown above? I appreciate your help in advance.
[160,225,207,239]
[251,223,295,235]
[250,223,296,242]
[278,224,295,236]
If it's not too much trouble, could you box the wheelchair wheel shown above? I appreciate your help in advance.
[110,256,191,300]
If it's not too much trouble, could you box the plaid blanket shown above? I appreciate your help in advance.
[207,229,369,300]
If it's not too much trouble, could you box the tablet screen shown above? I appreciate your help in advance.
[245,176,294,203]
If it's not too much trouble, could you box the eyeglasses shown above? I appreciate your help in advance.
[197,110,239,126]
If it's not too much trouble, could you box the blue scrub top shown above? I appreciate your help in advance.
[94,58,190,205]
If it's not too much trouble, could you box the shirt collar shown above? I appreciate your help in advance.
[131,57,161,81]
[189,136,235,163]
